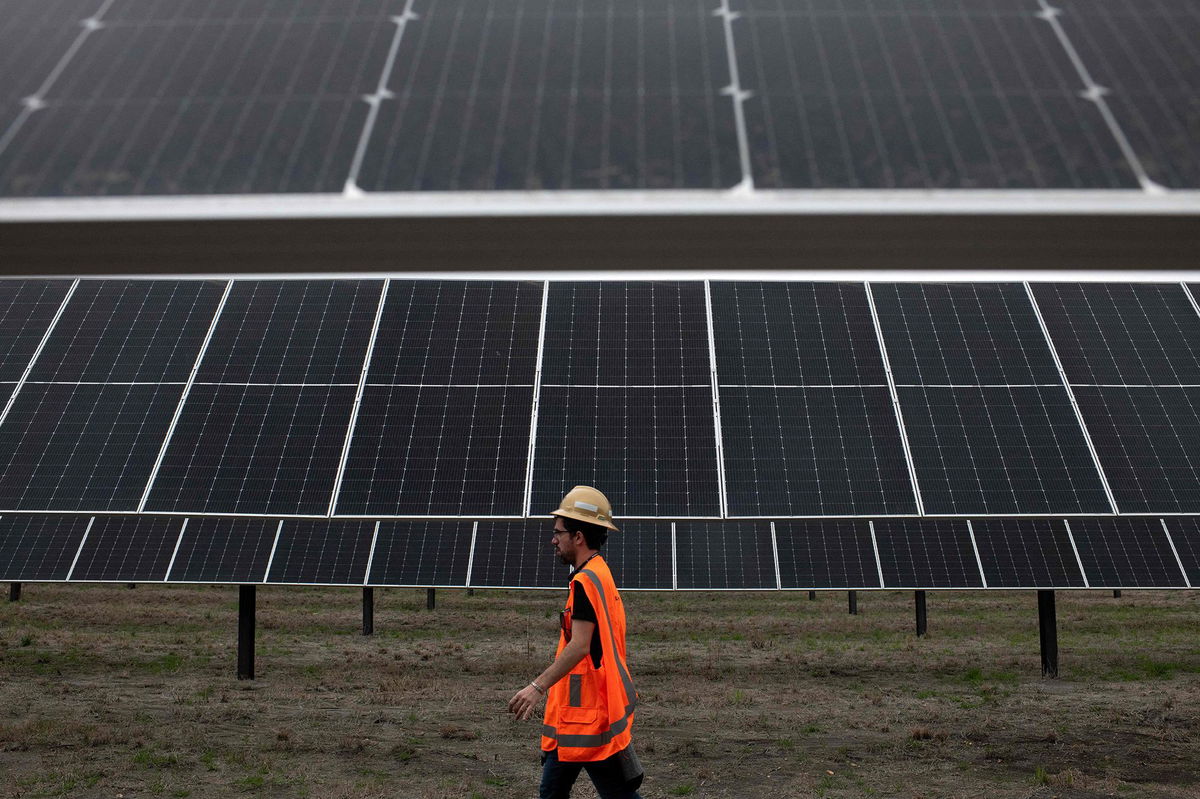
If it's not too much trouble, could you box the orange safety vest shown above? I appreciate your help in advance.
[541,555,636,762]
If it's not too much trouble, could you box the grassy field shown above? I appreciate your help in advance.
[1,584,1198,798]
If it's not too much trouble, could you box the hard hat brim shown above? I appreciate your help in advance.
[550,508,620,532]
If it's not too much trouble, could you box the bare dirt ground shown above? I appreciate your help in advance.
[1,584,1198,799]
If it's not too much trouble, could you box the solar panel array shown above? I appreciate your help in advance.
[1,0,1196,195]
[0,277,1198,590]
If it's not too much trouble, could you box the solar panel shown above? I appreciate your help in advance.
[337,385,532,516]
[0,382,183,511]
[872,519,984,589]
[899,386,1111,515]
[675,521,776,589]
[167,517,279,583]
[266,519,376,585]
[0,280,73,387]
[1068,517,1188,588]
[599,520,673,590]
[29,279,224,383]
[970,518,1086,589]
[1074,386,1200,514]
[1,1,89,110]
[1056,0,1200,188]
[70,515,184,582]
[773,519,880,589]
[468,519,564,589]
[0,514,92,581]
[358,0,741,191]
[738,0,1136,188]
[367,520,474,587]
[1161,517,1200,587]
[530,386,720,518]
[196,280,383,385]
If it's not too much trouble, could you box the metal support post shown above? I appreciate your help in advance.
[915,590,927,637]
[8,583,20,602]
[238,585,256,680]
[1038,590,1058,679]
[1112,590,1122,598]
[127,583,136,589]
[362,587,374,636]
[808,591,816,601]
[426,588,436,611]
[847,590,858,615]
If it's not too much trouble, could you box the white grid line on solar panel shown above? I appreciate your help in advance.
[523,282,549,517]
[63,516,95,581]
[137,280,232,512]
[864,283,925,515]
[162,517,188,581]
[0,279,79,429]
[1024,282,1119,512]
[1159,519,1193,589]
[0,0,114,161]
[964,519,988,588]
[328,278,391,517]
[1063,0,1200,188]
[703,281,729,518]
[260,519,285,583]
[738,0,1130,189]
[464,520,479,587]
[1035,0,1164,192]
[0,2,399,195]
[361,520,382,585]
[670,521,678,589]
[868,521,886,587]
[715,0,753,191]
[1061,519,1091,588]
[0,282,71,381]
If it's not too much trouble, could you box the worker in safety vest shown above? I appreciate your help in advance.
[507,485,644,799]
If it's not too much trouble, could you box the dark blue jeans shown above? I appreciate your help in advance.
[539,749,644,799]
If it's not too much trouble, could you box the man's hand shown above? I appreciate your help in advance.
[508,684,543,721]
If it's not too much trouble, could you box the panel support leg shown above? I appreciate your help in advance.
[127,583,136,590]
[426,588,436,611]
[238,585,256,681]
[847,590,857,615]
[362,587,374,636]
[915,590,927,637]
[1112,590,1122,598]
[1038,590,1057,679]
[808,591,816,601]
[8,583,20,602]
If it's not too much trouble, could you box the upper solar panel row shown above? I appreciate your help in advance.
[0,0,1196,195]
[4,278,1200,518]
[1,513,1196,589]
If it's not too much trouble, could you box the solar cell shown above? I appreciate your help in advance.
[871,283,1060,385]
[196,280,383,385]
[0,383,182,510]
[1161,517,1200,587]
[541,282,710,386]
[359,0,741,191]
[367,280,542,385]
[143,384,356,515]
[1056,0,1200,188]
[709,281,885,385]
[872,518,984,589]
[675,521,776,589]
[70,514,183,582]
[0,514,93,581]
[1068,517,1187,588]
[598,521,673,590]
[336,385,532,516]
[899,385,1111,514]
[0,1,394,195]
[0,0,87,108]
[266,519,375,585]
[167,517,279,583]
[531,386,721,518]
[970,518,1086,588]
[0,280,73,383]
[773,519,880,589]
[720,386,916,516]
[367,520,473,587]
[468,519,565,589]
[1030,283,1200,385]
[1074,386,1200,513]
[30,279,224,382]
[737,0,1137,188]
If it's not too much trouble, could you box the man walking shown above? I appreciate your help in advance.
[508,486,644,799]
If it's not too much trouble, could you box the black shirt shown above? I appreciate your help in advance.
[570,581,604,669]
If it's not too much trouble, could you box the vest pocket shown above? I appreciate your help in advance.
[558,706,598,724]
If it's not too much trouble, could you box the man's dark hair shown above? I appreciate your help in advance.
[561,516,608,550]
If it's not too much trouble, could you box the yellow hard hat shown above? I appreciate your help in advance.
[550,485,619,531]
